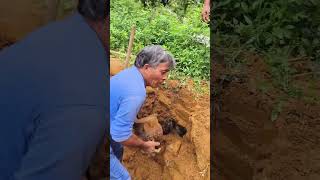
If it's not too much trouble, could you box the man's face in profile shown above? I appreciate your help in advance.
[145,62,170,88]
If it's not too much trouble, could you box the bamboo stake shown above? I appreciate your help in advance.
[125,25,136,68]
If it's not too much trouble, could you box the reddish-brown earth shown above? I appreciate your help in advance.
[213,53,320,180]
[123,80,210,180]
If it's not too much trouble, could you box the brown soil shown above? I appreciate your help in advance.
[213,53,320,180]
[123,80,210,180]
[0,37,13,51]
[0,1,76,42]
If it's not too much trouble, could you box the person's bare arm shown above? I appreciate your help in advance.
[201,0,211,23]
[121,134,160,153]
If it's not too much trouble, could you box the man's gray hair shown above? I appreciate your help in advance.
[78,0,108,21]
[134,45,176,69]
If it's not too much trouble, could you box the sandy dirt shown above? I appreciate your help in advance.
[0,0,76,42]
[123,80,210,180]
[212,53,320,180]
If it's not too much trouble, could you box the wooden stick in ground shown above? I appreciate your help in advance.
[125,25,136,68]
[288,56,309,63]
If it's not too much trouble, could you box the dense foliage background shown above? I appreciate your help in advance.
[111,0,210,80]
[212,0,320,60]
[211,0,320,97]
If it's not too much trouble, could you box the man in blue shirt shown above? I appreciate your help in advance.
[110,45,176,179]
[0,0,108,179]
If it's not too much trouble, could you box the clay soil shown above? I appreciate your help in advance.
[0,38,13,50]
[123,80,210,180]
[213,53,320,180]
[0,0,76,42]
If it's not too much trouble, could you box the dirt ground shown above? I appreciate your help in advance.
[123,80,210,180]
[212,53,320,180]
[0,0,76,42]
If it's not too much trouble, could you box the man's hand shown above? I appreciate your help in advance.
[121,134,160,153]
[201,0,211,23]
[141,140,160,153]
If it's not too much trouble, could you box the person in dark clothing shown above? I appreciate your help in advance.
[0,0,109,179]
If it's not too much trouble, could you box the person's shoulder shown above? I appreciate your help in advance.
[111,67,146,96]
[26,13,85,46]
[111,67,143,85]
[111,67,133,81]
[1,13,89,56]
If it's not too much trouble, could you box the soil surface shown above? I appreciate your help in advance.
[0,0,76,42]
[123,80,210,180]
[212,53,320,180]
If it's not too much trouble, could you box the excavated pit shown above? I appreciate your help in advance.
[123,81,210,180]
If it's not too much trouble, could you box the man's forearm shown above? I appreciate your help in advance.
[120,134,146,149]
[204,0,210,6]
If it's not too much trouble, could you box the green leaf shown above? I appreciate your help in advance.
[241,2,249,12]
[285,25,295,29]
[244,15,252,25]
[265,37,273,45]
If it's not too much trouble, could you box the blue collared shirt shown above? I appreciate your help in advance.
[110,66,146,143]
[0,12,108,180]
[110,66,145,179]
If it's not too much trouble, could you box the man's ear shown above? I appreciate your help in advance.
[143,64,151,70]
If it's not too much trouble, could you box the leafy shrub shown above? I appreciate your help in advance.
[111,0,210,80]
[212,0,320,61]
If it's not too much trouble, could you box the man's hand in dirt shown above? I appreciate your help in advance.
[201,0,210,23]
[142,140,160,153]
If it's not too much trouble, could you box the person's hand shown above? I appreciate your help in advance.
[142,140,160,153]
[201,2,210,23]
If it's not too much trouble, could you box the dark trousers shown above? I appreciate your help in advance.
[110,138,124,161]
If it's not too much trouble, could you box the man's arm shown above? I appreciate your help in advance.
[121,134,160,153]
[111,96,160,153]
[14,106,106,180]
[202,0,211,23]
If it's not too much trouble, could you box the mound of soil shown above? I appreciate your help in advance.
[213,54,320,180]
[123,80,210,180]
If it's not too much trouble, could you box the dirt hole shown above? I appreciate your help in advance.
[123,82,210,180]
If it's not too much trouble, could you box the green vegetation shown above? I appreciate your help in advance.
[111,0,210,80]
[212,0,320,60]
[212,0,320,99]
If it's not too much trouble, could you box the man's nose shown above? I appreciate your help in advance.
[162,76,167,81]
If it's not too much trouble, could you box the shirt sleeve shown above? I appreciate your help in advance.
[111,96,145,142]
[13,106,106,180]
